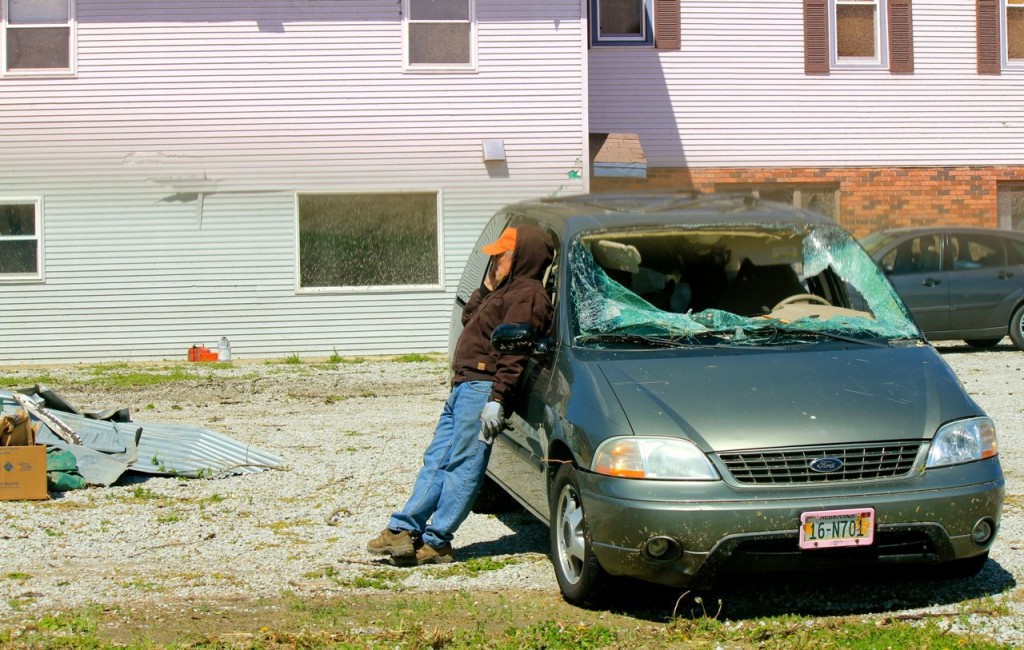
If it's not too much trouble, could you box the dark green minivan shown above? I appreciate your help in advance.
[451,193,1004,606]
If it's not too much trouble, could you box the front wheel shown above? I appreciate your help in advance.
[549,464,609,607]
[1010,304,1024,351]
[942,552,989,580]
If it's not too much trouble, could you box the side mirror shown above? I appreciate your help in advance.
[491,323,550,356]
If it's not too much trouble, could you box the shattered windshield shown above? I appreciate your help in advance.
[570,223,919,347]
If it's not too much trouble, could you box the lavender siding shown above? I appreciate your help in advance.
[589,0,1024,167]
[0,1,587,363]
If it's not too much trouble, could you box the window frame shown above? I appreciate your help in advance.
[293,190,445,294]
[403,0,477,73]
[713,184,841,222]
[0,196,44,282]
[1,0,76,78]
[1003,0,1024,70]
[829,0,887,70]
[590,0,654,47]
[996,182,1024,230]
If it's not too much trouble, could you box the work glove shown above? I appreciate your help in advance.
[478,400,504,445]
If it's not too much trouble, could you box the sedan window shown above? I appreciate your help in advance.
[949,234,1006,270]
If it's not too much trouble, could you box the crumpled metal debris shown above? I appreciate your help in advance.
[0,386,283,487]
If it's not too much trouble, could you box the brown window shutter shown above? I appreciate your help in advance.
[888,0,914,73]
[654,0,681,50]
[804,0,829,74]
[977,0,1001,74]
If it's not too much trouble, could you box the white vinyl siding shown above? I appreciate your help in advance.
[590,0,1024,168]
[0,0,586,363]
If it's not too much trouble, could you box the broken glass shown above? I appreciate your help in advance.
[570,223,919,348]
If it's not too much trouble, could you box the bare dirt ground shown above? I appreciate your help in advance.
[0,342,1022,645]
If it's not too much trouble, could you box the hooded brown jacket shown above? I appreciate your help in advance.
[451,224,554,405]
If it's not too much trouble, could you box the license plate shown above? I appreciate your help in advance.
[798,507,875,550]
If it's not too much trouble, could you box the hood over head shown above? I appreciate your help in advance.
[507,223,554,283]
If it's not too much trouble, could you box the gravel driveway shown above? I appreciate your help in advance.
[0,343,1021,642]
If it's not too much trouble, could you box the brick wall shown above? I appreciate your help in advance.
[591,165,1024,237]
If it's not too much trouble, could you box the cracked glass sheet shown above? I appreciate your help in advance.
[570,223,918,344]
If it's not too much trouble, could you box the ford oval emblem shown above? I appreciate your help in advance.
[809,457,844,473]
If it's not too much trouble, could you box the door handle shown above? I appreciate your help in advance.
[922,278,940,287]
[997,271,1013,280]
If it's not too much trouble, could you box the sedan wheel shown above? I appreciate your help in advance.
[964,338,1001,349]
[1011,304,1024,351]
[549,464,608,606]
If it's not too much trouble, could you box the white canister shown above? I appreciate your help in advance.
[217,336,232,362]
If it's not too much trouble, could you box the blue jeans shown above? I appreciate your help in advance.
[388,380,494,548]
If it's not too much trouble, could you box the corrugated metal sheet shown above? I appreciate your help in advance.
[1,388,282,479]
[0,0,587,363]
[589,1,1024,167]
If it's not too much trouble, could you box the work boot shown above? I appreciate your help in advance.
[416,542,454,565]
[366,528,415,559]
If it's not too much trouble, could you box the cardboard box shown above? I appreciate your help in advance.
[0,445,48,500]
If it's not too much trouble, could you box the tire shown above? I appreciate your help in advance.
[1010,303,1024,351]
[964,338,1002,349]
[549,464,609,607]
[942,552,989,580]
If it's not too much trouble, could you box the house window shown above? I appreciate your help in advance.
[804,0,913,74]
[590,0,680,49]
[405,0,474,70]
[2,0,74,75]
[1007,1,1024,64]
[0,199,42,279]
[592,0,652,45]
[997,183,1024,230]
[716,185,840,221]
[297,193,440,290]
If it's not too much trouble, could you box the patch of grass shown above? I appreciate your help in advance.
[0,372,61,388]
[131,487,162,500]
[504,620,616,649]
[1,591,1012,650]
[394,352,434,363]
[283,353,302,365]
[155,510,182,524]
[325,347,363,364]
[118,578,162,592]
[5,572,31,581]
[87,364,201,389]
[336,568,406,591]
[430,556,520,579]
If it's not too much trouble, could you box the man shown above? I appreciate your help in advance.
[367,223,554,565]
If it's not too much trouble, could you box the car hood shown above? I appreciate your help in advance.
[597,344,981,452]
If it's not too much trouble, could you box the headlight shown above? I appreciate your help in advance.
[592,437,720,480]
[926,417,998,468]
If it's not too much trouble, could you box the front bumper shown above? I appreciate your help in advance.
[579,458,1004,588]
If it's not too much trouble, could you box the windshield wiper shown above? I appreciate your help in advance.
[575,333,697,349]
[772,327,890,348]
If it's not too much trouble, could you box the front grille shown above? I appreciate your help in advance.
[718,442,922,484]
